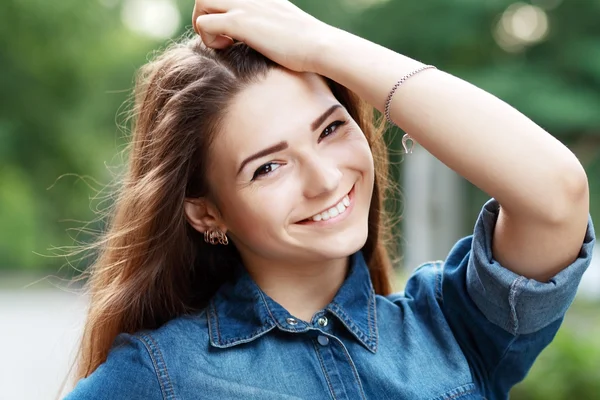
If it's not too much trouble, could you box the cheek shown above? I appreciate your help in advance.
[220,189,293,242]
[331,129,374,175]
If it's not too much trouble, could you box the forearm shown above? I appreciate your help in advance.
[315,28,588,222]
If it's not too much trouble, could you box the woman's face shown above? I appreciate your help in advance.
[206,69,375,264]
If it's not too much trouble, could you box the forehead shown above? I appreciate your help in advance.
[213,69,339,173]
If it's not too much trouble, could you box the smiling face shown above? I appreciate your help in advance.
[201,68,375,266]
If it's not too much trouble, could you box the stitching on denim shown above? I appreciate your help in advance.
[330,304,353,335]
[367,290,372,339]
[364,284,376,350]
[328,302,374,351]
[209,296,279,347]
[370,290,378,352]
[255,288,309,335]
[508,276,525,335]
[135,333,174,400]
[254,279,289,330]
[336,337,368,400]
[141,333,176,400]
[312,339,337,400]
[256,287,281,327]
[434,261,444,303]
[207,300,222,345]
[255,291,311,335]
[220,325,276,345]
[332,303,362,338]
[438,383,477,400]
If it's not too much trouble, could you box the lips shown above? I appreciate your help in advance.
[308,194,350,222]
[298,185,355,224]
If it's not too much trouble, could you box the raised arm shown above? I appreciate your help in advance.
[314,29,589,282]
[193,0,590,282]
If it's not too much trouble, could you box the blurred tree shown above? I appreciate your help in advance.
[0,0,599,270]
[0,0,158,269]
[510,305,600,399]
[297,0,600,267]
[334,0,600,230]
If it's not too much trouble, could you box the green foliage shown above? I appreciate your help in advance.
[0,0,599,265]
[511,302,600,399]
[0,0,158,268]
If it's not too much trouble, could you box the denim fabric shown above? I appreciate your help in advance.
[65,199,595,400]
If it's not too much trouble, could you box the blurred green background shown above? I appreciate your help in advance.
[1,0,599,398]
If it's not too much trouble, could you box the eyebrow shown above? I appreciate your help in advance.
[237,141,289,175]
[311,104,342,131]
[237,104,343,175]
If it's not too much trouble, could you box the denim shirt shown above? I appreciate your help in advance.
[65,199,595,400]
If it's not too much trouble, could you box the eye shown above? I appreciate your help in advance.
[252,162,281,180]
[319,120,347,142]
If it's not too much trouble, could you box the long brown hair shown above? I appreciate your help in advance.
[72,33,396,383]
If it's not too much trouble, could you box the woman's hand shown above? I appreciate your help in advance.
[192,0,334,73]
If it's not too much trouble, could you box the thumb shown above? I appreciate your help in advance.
[195,14,236,49]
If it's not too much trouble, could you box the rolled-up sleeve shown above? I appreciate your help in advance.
[437,198,595,398]
[467,198,595,335]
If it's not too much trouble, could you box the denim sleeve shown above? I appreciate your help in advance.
[440,198,595,397]
[63,333,164,400]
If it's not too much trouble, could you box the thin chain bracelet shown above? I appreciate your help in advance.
[384,65,437,154]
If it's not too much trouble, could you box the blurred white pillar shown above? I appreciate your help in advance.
[402,145,465,270]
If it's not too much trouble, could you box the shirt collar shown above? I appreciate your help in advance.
[207,251,378,353]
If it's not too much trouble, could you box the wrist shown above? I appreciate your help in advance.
[308,26,350,76]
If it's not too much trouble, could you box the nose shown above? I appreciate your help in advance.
[301,153,342,199]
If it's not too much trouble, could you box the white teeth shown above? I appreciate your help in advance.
[309,194,351,222]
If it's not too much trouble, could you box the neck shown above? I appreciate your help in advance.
[241,254,351,323]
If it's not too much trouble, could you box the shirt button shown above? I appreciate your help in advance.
[286,317,298,326]
[317,335,329,346]
[317,316,328,327]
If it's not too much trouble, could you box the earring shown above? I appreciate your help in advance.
[204,229,229,245]
[402,134,415,154]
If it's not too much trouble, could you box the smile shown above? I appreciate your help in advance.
[309,194,350,221]
[299,185,355,225]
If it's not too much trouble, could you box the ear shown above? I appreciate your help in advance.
[184,197,227,234]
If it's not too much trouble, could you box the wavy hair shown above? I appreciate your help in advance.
[72,33,396,383]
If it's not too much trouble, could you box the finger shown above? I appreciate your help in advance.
[192,0,239,33]
[195,13,240,47]
[205,34,235,49]
[192,4,201,34]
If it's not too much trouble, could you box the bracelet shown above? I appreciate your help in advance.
[384,65,437,153]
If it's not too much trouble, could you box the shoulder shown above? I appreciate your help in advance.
[65,310,209,400]
[64,333,164,400]
[148,308,210,347]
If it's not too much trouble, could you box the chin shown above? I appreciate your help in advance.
[308,226,369,260]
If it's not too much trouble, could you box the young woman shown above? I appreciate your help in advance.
[65,1,595,399]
